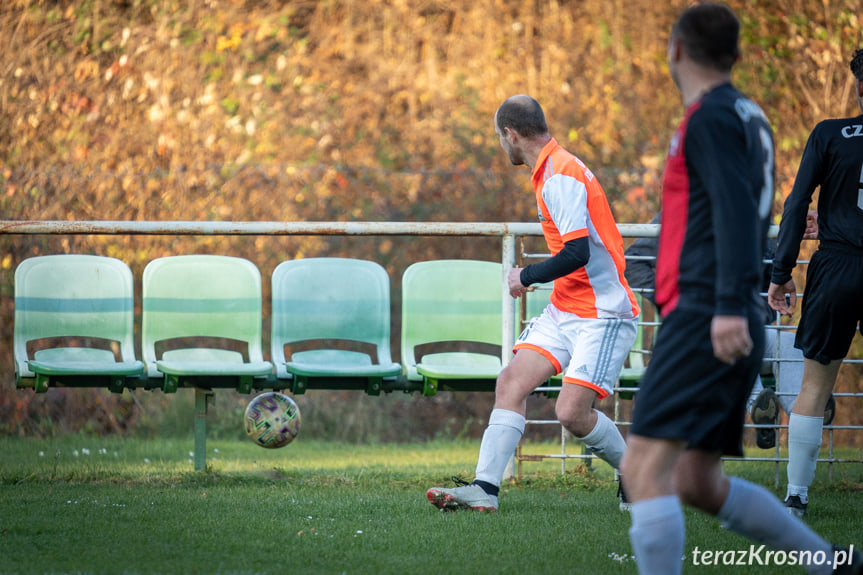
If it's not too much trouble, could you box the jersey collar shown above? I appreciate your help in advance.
[532,137,560,184]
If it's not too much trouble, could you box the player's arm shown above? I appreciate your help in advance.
[686,107,763,363]
[767,129,824,315]
[770,127,825,286]
[687,108,764,318]
[767,212,816,316]
[509,238,589,297]
[520,237,589,286]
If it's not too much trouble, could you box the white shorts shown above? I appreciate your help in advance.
[513,303,637,399]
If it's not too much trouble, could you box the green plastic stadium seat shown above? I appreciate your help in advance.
[14,255,145,393]
[523,282,554,322]
[271,258,402,395]
[401,260,504,396]
[142,255,273,393]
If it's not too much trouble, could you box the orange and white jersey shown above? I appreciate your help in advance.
[530,138,639,319]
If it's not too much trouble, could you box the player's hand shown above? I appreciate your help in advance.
[710,315,753,365]
[508,267,531,298]
[767,280,796,316]
[803,210,819,239]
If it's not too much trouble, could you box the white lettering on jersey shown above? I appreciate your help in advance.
[841,124,863,138]
[574,157,595,181]
[734,98,767,123]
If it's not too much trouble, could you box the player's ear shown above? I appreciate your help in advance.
[667,36,680,63]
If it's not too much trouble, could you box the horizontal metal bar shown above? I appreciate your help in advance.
[0,220,538,236]
[517,451,861,464]
[0,220,779,238]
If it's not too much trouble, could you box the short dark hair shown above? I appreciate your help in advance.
[496,95,548,138]
[850,49,863,82]
[672,3,740,73]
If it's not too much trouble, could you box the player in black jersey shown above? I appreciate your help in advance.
[767,48,863,519]
[623,212,835,451]
[620,5,861,575]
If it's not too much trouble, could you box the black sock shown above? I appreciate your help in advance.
[472,480,499,497]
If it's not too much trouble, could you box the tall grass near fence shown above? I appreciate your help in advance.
[1,436,861,575]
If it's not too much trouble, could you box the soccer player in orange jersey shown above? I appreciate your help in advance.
[427,95,640,512]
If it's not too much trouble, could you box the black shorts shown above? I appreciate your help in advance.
[796,247,863,364]
[630,306,764,456]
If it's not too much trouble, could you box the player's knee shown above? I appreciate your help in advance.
[620,452,637,480]
[493,366,530,407]
[676,481,716,512]
[495,363,517,387]
[494,366,518,395]
[674,468,725,514]
[555,403,594,437]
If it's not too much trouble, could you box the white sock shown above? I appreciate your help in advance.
[474,408,525,487]
[774,330,804,415]
[718,477,832,575]
[629,496,685,575]
[787,413,823,503]
[578,409,626,470]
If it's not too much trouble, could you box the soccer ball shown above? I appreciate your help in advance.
[244,392,301,448]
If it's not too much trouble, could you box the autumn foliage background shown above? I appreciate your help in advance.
[0,0,861,444]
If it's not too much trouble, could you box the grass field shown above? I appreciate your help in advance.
[0,435,861,575]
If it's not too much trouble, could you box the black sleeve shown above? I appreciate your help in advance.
[623,213,660,305]
[687,105,768,317]
[759,239,778,324]
[624,241,657,306]
[771,126,824,285]
[520,236,589,286]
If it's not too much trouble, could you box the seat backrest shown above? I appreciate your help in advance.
[142,255,265,377]
[271,257,394,378]
[14,255,137,380]
[520,282,553,337]
[401,259,503,377]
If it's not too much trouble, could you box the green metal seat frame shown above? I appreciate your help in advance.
[401,259,504,396]
[142,255,273,394]
[14,254,145,393]
[271,257,401,395]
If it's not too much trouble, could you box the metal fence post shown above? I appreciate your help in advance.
[501,233,516,367]
[502,233,516,480]
[194,389,214,471]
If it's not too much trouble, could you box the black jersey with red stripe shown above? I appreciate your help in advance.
[771,114,863,284]
[655,83,774,317]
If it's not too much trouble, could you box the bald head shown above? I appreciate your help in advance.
[495,95,548,138]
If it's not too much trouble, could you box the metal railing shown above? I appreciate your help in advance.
[2,219,860,483]
[0,219,658,371]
